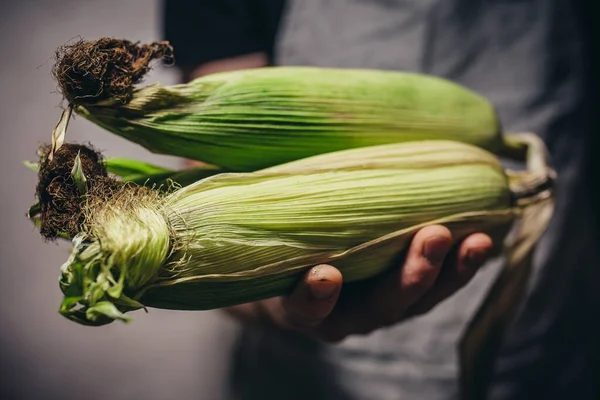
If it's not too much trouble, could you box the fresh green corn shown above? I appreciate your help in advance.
[73,67,519,171]
[57,139,543,326]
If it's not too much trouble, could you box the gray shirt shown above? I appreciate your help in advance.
[226,1,598,399]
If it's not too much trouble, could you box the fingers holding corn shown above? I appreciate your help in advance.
[249,225,492,342]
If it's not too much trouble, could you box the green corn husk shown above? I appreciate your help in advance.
[53,136,554,327]
[63,66,528,171]
[103,158,222,187]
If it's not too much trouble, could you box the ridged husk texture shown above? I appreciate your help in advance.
[57,140,528,326]
[72,66,516,171]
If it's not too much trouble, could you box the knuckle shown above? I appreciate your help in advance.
[405,267,438,292]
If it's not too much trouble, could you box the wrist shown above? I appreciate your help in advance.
[186,52,268,81]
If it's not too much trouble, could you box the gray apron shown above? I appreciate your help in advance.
[227,1,598,399]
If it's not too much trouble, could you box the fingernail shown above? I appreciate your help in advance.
[465,248,489,269]
[309,280,338,300]
[423,236,451,265]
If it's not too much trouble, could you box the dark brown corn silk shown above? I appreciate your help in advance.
[36,144,122,240]
[52,38,174,105]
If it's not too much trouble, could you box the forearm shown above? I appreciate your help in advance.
[183,51,269,81]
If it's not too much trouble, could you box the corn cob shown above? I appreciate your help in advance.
[50,39,525,172]
[35,136,553,327]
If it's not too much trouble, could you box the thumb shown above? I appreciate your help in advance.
[271,264,343,331]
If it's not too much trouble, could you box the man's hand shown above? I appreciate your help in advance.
[226,225,493,342]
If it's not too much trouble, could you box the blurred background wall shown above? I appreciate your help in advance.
[0,1,239,399]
